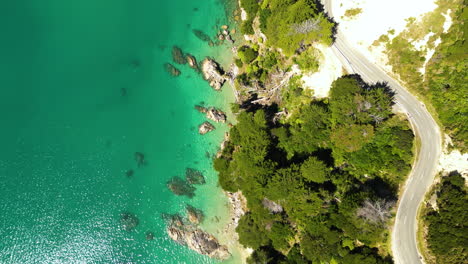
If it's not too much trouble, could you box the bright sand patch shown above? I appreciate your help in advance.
[331,0,439,71]
[439,134,468,177]
[301,44,343,98]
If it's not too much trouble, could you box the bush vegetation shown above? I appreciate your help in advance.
[383,1,467,151]
[422,171,468,264]
[215,75,414,263]
[240,0,335,55]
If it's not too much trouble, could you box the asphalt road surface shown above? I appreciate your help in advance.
[322,1,442,263]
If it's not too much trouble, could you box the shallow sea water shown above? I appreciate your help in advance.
[0,0,237,263]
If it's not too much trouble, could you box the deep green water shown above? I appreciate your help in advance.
[0,0,237,263]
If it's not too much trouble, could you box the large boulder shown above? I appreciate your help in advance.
[206,108,227,123]
[186,54,199,71]
[262,198,284,214]
[201,58,226,91]
[198,122,215,135]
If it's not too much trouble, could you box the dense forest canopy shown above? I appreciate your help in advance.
[215,75,414,263]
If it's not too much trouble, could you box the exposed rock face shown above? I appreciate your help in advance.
[201,58,226,90]
[262,198,284,214]
[194,105,227,123]
[199,121,215,135]
[206,108,227,123]
[167,223,230,260]
[217,132,230,158]
[186,54,199,71]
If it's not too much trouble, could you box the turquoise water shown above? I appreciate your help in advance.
[0,0,237,263]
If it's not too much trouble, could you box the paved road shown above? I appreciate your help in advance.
[322,1,442,263]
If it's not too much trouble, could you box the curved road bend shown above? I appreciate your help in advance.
[322,1,442,263]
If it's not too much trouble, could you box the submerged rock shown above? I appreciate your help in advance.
[167,176,196,198]
[125,169,134,177]
[172,46,187,64]
[185,168,205,185]
[134,152,146,167]
[193,29,212,43]
[198,121,215,135]
[201,58,226,91]
[164,63,181,77]
[186,205,204,225]
[167,218,230,260]
[120,212,139,232]
[146,231,155,241]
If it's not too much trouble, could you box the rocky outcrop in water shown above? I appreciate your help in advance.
[167,217,230,260]
[186,54,199,71]
[194,105,227,123]
[201,58,226,91]
[198,121,215,135]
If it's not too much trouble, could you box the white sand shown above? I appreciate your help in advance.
[438,135,468,177]
[442,9,453,33]
[301,44,343,98]
[331,0,439,71]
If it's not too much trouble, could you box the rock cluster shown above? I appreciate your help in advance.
[199,121,216,135]
[186,54,199,71]
[167,217,230,260]
[201,58,227,91]
[217,25,235,44]
[194,105,227,123]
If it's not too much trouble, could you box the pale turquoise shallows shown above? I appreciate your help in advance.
[0,0,236,263]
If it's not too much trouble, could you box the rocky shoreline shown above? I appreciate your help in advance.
[160,19,248,261]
